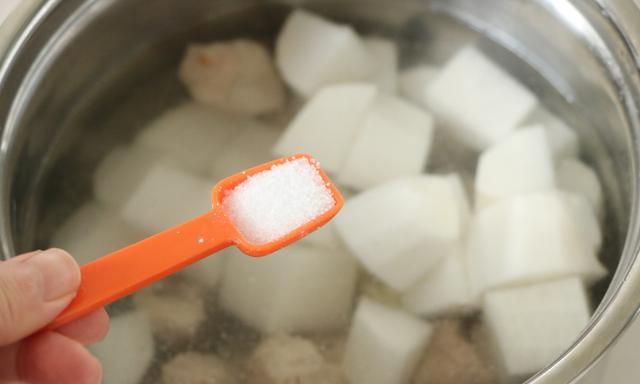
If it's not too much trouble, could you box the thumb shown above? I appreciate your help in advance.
[0,249,80,345]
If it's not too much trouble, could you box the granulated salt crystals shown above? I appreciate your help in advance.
[223,157,335,244]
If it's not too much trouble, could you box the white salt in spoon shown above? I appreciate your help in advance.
[46,154,343,330]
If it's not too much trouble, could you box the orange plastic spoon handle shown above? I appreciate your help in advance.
[44,154,344,331]
[46,208,235,331]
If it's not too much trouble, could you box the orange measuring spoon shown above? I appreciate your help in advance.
[46,154,343,331]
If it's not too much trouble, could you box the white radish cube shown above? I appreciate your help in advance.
[93,145,166,208]
[301,221,342,251]
[120,162,211,235]
[220,243,358,333]
[425,46,538,150]
[364,37,398,93]
[247,334,343,384]
[337,95,434,190]
[133,277,205,344]
[179,39,286,116]
[181,248,232,289]
[272,83,377,174]
[398,65,439,107]
[523,108,579,159]
[276,10,373,97]
[343,298,433,384]
[467,192,607,297]
[162,352,235,384]
[403,247,478,318]
[51,202,139,265]
[90,311,154,384]
[475,126,555,207]
[335,175,469,290]
[448,173,473,226]
[564,193,603,252]
[483,277,591,382]
[557,158,603,217]
[136,102,240,176]
[210,123,280,178]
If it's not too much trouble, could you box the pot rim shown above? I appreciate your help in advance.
[0,1,639,383]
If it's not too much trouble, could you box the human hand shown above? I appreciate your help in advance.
[0,249,109,384]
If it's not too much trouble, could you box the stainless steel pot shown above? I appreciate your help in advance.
[0,1,639,383]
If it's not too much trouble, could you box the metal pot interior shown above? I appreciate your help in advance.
[0,0,638,383]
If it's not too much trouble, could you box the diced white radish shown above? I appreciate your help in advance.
[337,95,434,190]
[425,46,538,150]
[90,311,154,384]
[276,10,373,97]
[523,108,579,159]
[483,277,591,382]
[475,127,555,208]
[398,65,439,106]
[447,173,472,228]
[544,121,579,160]
[564,193,602,251]
[301,221,343,251]
[413,320,497,384]
[93,145,166,208]
[133,277,205,344]
[162,352,236,384]
[181,248,233,289]
[219,243,358,333]
[210,124,280,177]
[136,102,241,176]
[467,192,607,297]
[247,334,344,384]
[557,158,603,217]
[335,175,469,290]
[272,83,377,174]
[179,39,286,116]
[51,202,139,265]
[120,162,211,235]
[403,247,478,318]
[343,298,433,384]
[364,37,398,93]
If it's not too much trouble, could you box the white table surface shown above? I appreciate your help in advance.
[0,1,635,382]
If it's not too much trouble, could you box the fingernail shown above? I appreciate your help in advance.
[27,248,80,301]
